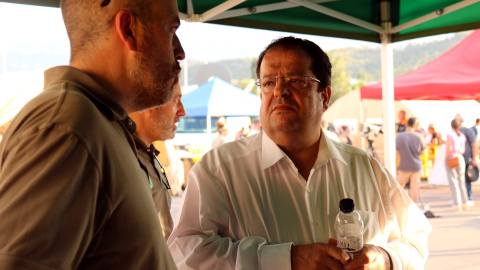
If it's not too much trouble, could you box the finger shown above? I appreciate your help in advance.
[323,256,349,270]
[345,246,379,270]
[325,242,350,265]
[345,253,370,270]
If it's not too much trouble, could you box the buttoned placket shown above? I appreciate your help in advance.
[305,167,320,242]
[285,156,321,242]
[148,148,171,190]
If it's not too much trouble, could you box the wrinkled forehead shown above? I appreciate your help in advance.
[260,46,314,77]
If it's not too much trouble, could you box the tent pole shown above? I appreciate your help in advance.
[207,115,212,136]
[360,99,366,150]
[380,32,396,175]
[183,57,189,88]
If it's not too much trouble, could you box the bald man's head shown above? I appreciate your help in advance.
[60,0,152,63]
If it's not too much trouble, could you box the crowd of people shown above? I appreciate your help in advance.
[0,0,453,269]
[322,110,479,211]
[392,110,479,211]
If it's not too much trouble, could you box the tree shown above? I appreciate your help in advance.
[328,51,352,105]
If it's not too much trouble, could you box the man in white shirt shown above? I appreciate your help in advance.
[168,37,431,270]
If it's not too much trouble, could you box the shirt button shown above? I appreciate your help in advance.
[306,188,311,193]
[313,222,318,227]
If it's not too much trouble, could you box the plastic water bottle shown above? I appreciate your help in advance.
[334,198,364,259]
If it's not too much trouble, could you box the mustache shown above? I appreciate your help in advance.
[271,100,297,109]
[175,62,181,74]
[173,62,181,84]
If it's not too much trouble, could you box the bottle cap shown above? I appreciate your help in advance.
[339,198,355,213]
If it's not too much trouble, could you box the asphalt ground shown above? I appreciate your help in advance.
[170,180,480,269]
[418,180,480,270]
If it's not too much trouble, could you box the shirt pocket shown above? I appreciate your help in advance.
[357,210,382,245]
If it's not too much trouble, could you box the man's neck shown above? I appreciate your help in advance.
[71,46,135,113]
[277,134,320,181]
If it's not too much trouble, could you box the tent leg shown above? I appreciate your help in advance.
[207,115,211,135]
[360,99,366,150]
[381,33,396,175]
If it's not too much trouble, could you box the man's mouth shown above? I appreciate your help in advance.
[273,104,294,111]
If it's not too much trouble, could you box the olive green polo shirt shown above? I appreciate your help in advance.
[133,136,174,239]
[0,66,177,269]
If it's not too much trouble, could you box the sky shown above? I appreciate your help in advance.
[0,1,454,72]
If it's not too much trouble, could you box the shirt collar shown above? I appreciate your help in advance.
[132,133,160,156]
[43,66,127,121]
[261,129,348,170]
[314,129,348,169]
[261,132,288,169]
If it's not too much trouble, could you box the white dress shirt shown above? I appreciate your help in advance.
[168,131,431,270]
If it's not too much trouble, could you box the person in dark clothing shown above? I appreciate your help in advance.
[455,114,478,206]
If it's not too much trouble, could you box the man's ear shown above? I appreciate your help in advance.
[322,86,331,111]
[115,10,137,51]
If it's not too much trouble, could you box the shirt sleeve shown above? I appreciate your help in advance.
[370,157,432,269]
[167,161,293,270]
[0,125,104,269]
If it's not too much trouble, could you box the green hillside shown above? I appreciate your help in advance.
[180,31,471,105]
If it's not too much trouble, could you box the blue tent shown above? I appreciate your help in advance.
[182,77,260,117]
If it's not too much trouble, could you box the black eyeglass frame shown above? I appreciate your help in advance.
[152,153,171,190]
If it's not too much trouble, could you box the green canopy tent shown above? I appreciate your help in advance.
[3,0,480,173]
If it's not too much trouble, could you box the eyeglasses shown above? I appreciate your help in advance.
[255,75,321,94]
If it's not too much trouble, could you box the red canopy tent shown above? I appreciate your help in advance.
[361,30,480,101]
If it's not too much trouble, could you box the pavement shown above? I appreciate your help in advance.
[419,180,480,270]
[170,180,480,269]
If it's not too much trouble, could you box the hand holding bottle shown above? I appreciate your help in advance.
[291,242,350,270]
[344,244,392,270]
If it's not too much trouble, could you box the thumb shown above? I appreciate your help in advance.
[328,238,337,246]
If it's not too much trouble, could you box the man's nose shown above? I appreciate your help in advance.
[174,35,185,61]
[273,77,290,97]
[178,102,186,117]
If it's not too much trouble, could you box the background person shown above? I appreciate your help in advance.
[472,118,480,142]
[413,117,426,138]
[396,117,426,203]
[235,126,246,140]
[247,117,262,136]
[396,110,407,134]
[0,0,184,268]
[212,126,228,148]
[454,114,477,206]
[445,119,469,211]
[321,119,340,142]
[129,82,186,239]
[168,36,430,270]
[425,123,443,146]
[340,125,353,145]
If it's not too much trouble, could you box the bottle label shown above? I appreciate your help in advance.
[337,235,363,252]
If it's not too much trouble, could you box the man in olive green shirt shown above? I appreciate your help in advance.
[130,82,186,239]
[0,0,184,269]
